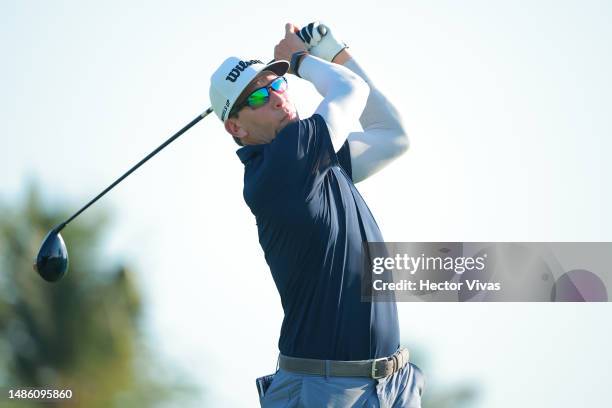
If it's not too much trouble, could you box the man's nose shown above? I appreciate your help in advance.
[270,89,287,109]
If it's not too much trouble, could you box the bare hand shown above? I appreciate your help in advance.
[274,23,308,72]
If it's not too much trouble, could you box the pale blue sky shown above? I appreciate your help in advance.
[2,1,611,406]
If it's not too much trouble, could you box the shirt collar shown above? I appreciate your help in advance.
[236,143,265,164]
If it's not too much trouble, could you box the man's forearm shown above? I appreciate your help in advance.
[332,49,352,65]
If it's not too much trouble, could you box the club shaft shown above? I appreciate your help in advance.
[57,107,214,232]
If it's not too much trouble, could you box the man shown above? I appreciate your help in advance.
[209,21,424,407]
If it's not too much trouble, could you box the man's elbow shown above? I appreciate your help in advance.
[395,127,410,157]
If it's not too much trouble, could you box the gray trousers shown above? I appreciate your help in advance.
[259,362,425,407]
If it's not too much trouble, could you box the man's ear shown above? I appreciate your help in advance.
[225,117,248,141]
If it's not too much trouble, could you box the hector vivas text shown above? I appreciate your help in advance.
[371,253,501,292]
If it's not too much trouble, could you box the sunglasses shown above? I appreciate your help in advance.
[232,76,288,114]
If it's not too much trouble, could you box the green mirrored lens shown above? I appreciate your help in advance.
[247,88,269,108]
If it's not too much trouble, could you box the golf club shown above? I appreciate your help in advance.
[34,107,214,282]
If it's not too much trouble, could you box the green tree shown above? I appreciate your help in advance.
[0,183,200,407]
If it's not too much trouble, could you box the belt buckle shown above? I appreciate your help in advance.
[370,357,388,379]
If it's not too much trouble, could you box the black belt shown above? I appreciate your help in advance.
[278,348,409,380]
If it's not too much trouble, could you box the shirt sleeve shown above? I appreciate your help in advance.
[336,140,353,181]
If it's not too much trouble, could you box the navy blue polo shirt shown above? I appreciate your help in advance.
[237,114,399,361]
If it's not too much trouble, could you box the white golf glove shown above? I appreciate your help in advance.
[296,21,348,62]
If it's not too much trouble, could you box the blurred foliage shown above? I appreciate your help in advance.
[0,183,200,407]
[407,343,480,408]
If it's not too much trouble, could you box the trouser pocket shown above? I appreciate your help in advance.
[256,373,276,404]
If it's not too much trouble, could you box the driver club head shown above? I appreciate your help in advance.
[34,226,69,282]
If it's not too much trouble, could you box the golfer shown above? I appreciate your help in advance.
[209,21,424,407]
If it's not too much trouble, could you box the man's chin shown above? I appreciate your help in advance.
[276,111,299,134]
[287,112,299,124]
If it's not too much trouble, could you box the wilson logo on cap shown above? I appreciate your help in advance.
[225,59,263,82]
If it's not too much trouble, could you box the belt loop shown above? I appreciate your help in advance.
[401,348,408,369]
[325,360,330,380]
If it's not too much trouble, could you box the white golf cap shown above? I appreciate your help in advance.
[209,57,290,122]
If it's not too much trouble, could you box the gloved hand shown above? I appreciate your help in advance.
[296,21,348,62]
